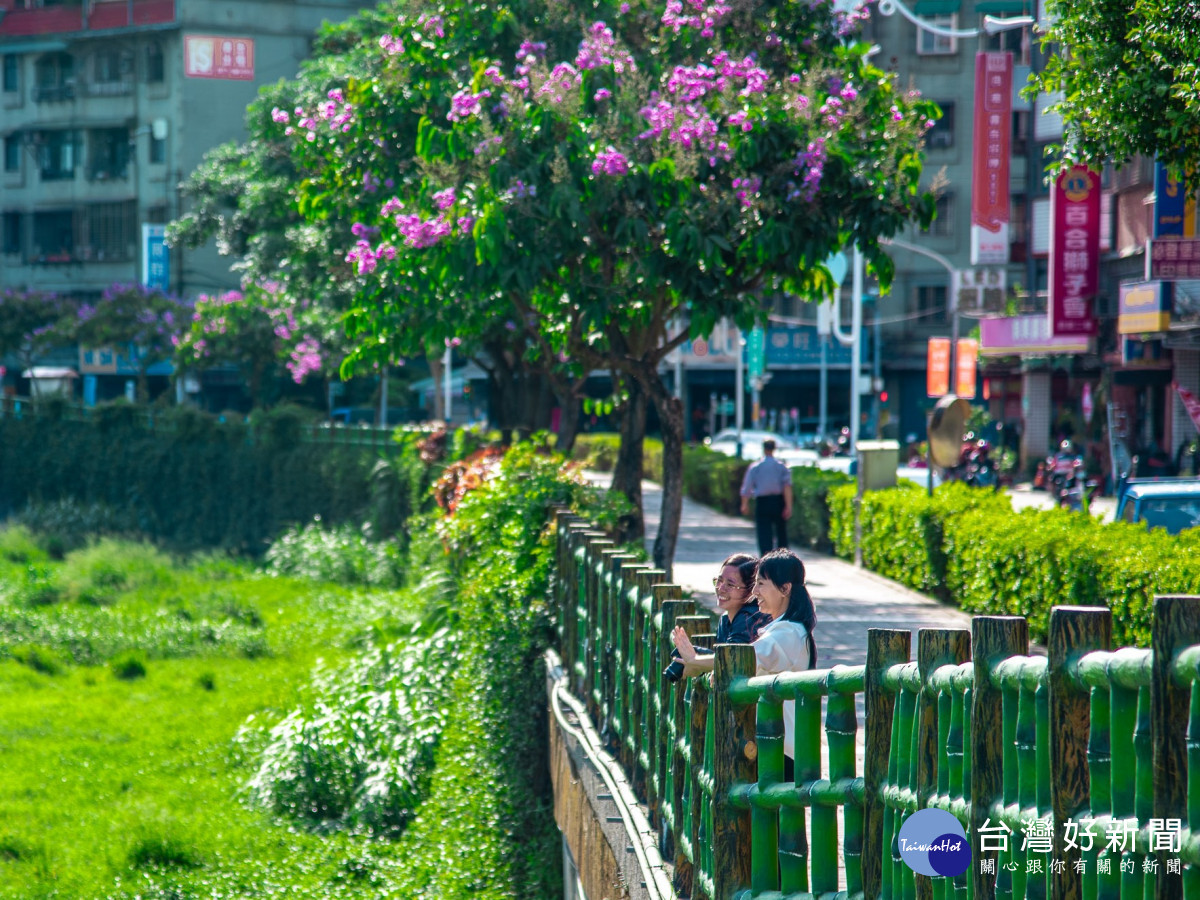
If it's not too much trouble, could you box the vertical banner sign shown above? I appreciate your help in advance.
[970,52,1013,265]
[927,337,951,397]
[747,326,766,379]
[1175,382,1200,435]
[955,339,979,399]
[1048,165,1101,337]
[1154,159,1186,239]
[141,225,169,292]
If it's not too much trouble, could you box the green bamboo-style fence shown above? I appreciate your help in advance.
[553,509,1200,900]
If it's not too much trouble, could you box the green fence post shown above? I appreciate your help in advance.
[972,617,1029,900]
[583,538,613,721]
[1049,607,1112,900]
[570,527,605,696]
[632,568,665,802]
[1152,596,1200,900]
[753,692,784,896]
[918,629,972,900]
[653,587,687,834]
[829,677,863,897]
[602,551,636,741]
[712,644,757,900]
[866,628,912,900]
[618,560,650,773]
[674,614,710,900]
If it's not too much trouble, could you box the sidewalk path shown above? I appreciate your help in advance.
[584,472,972,669]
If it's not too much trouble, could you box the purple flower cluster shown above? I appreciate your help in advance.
[432,188,457,210]
[791,138,827,201]
[516,40,547,63]
[592,146,630,176]
[283,89,354,141]
[379,33,404,55]
[394,214,452,248]
[575,21,636,73]
[448,88,491,123]
[662,0,732,37]
[345,239,398,274]
[505,179,537,200]
[732,175,761,207]
[288,337,323,383]
[535,63,581,105]
[417,13,445,38]
[351,222,380,238]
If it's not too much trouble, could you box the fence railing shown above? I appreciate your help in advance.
[553,509,1200,900]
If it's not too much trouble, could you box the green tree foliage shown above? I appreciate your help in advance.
[1034,0,1200,185]
[240,0,937,572]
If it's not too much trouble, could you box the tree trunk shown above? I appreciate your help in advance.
[428,350,445,422]
[611,375,646,546]
[645,374,685,580]
[554,382,583,454]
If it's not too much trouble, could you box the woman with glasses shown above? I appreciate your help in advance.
[713,552,771,645]
[671,549,817,780]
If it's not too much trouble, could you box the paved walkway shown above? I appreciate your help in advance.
[586,472,972,669]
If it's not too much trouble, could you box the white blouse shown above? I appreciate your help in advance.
[753,618,811,758]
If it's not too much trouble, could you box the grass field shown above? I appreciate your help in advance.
[0,529,424,899]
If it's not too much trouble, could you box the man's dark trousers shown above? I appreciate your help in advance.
[755,494,788,556]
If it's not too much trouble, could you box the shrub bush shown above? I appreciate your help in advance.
[110,650,147,680]
[265,521,405,588]
[247,630,456,835]
[787,467,854,551]
[0,403,434,553]
[828,482,1200,644]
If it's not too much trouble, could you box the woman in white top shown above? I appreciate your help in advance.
[671,548,817,780]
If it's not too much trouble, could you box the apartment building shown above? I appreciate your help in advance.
[0,0,376,302]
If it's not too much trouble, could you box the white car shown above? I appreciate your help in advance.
[705,429,797,461]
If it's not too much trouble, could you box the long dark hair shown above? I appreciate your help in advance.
[720,552,758,589]
[755,549,818,669]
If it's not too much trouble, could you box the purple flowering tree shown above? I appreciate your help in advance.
[70,284,191,403]
[0,289,78,400]
[263,0,939,570]
[173,282,340,406]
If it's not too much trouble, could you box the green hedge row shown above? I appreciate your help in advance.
[0,402,430,552]
[828,481,1200,646]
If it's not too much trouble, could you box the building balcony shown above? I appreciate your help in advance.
[0,1,176,38]
[32,83,75,103]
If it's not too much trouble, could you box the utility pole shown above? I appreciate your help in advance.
[734,326,744,458]
[443,344,452,424]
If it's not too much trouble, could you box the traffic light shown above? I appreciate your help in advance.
[879,391,888,404]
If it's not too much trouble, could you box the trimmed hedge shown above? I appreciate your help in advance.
[828,481,1200,646]
[787,467,854,552]
[0,402,430,552]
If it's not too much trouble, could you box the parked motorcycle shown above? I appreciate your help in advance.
[1043,441,1082,496]
[1057,459,1098,512]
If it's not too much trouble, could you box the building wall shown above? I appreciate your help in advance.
[0,0,375,299]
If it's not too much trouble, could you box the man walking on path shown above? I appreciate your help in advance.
[740,439,793,556]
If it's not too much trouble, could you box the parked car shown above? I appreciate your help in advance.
[1115,479,1200,534]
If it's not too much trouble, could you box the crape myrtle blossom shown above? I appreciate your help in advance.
[288,337,323,383]
[268,3,936,296]
[592,147,630,176]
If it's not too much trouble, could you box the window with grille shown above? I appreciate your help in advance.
[80,202,135,262]
[2,212,20,255]
[4,134,20,172]
[2,55,18,93]
[985,26,1031,67]
[145,44,164,83]
[95,50,121,83]
[32,210,74,262]
[916,17,957,55]
[88,127,129,181]
[927,102,955,150]
[34,52,74,101]
[921,192,955,238]
[146,205,168,224]
[38,130,76,180]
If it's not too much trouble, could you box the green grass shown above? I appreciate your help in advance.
[0,535,427,899]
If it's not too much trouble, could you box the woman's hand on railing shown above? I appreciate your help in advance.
[672,626,715,677]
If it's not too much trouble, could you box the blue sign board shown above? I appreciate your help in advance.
[765,325,859,367]
[1155,160,1186,239]
[141,224,170,292]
